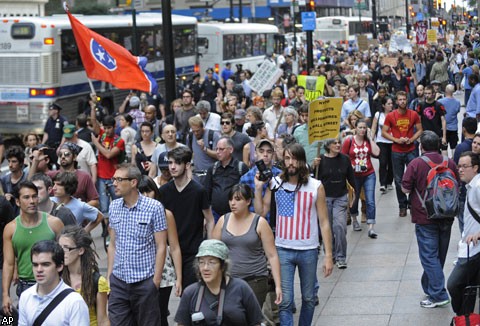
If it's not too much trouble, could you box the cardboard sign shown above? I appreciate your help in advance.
[297,75,326,101]
[308,98,343,144]
[403,58,414,69]
[381,57,398,67]
[357,35,368,51]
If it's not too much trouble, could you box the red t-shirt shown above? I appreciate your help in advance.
[383,109,420,153]
[98,130,125,179]
[341,136,375,177]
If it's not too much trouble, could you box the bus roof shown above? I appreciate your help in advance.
[2,13,197,29]
[316,16,372,22]
[198,22,278,34]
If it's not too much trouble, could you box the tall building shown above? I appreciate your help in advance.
[0,0,48,16]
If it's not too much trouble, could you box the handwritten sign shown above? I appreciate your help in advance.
[357,35,368,51]
[308,98,343,144]
[249,60,283,95]
[403,58,414,69]
[427,29,438,44]
[416,21,428,45]
[381,57,398,67]
[297,75,326,101]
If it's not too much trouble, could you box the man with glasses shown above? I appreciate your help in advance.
[448,151,480,316]
[108,164,167,326]
[29,142,99,209]
[204,137,248,222]
[402,131,459,308]
[174,89,197,143]
[220,112,251,162]
[2,181,64,317]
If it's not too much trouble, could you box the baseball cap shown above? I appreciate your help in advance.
[234,109,246,120]
[256,139,274,150]
[129,96,140,107]
[157,151,169,170]
[196,239,229,261]
[63,124,76,139]
[431,80,441,85]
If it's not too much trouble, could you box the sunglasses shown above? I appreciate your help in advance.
[221,121,231,125]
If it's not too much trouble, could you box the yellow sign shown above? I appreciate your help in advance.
[427,29,438,44]
[308,98,343,144]
[297,75,326,101]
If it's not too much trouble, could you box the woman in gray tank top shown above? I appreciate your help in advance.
[212,184,282,308]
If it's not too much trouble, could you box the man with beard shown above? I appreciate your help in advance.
[29,142,99,208]
[382,91,423,217]
[158,147,214,290]
[254,143,333,326]
[415,85,447,154]
[409,84,425,110]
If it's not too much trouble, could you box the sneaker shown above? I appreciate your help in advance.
[336,261,347,269]
[420,298,450,308]
[399,208,407,217]
[314,296,319,306]
[387,184,394,191]
[380,186,386,193]
[368,229,378,239]
[352,220,362,231]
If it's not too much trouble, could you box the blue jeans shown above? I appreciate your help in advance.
[415,222,452,302]
[327,194,349,261]
[277,247,318,326]
[350,173,376,224]
[97,177,117,215]
[391,150,417,209]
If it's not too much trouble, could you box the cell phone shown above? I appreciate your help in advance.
[43,148,56,158]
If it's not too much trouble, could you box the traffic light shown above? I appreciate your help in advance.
[433,0,437,10]
[307,0,315,11]
[437,0,442,10]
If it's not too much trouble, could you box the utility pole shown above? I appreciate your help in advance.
[372,0,378,39]
[405,0,409,39]
[162,0,176,109]
[306,0,315,71]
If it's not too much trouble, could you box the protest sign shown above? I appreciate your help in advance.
[357,35,368,51]
[381,57,398,67]
[427,29,438,44]
[248,60,283,95]
[297,75,326,101]
[308,98,343,144]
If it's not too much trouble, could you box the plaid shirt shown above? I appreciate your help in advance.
[129,109,146,128]
[239,165,281,222]
[109,194,167,283]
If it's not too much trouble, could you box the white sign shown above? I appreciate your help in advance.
[389,34,412,53]
[16,103,28,122]
[249,60,283,95]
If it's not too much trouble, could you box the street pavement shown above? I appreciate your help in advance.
[91,92,470,325]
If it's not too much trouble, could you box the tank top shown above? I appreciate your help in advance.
[221,213,268,279]
[12,212,56,280]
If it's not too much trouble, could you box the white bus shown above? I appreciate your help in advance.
[0,13,198,134]
[315,16,373,44]
[197,22,279,78]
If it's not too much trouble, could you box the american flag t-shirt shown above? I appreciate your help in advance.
[275,189,314,241]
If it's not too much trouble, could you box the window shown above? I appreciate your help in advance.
[173,26,196,57]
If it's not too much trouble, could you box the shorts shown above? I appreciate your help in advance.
[445,130,459,149]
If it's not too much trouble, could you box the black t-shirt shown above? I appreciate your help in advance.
[230,132,251,162]
[317,154,355,198]
[158,180,210,256]
[175,278,264,326]
[415,100,445,138]
[0,196,14,267]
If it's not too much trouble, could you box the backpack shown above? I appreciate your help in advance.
[415,156,459,220]
[187,129,215,151]
[100,132,126,164]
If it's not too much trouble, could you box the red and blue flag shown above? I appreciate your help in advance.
[66,9,158,94]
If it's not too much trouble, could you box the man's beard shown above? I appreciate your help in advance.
[287,166,299,176]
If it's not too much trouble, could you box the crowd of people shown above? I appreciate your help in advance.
[0,26,479,325]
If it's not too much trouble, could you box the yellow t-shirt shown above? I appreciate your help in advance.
[75,275,110,326]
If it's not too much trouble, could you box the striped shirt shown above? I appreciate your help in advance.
[271,176,321,250]
[109,194,167,283]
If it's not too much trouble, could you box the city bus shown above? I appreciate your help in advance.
[0,13,198,135]
[314,16,373,45]
[197,22,279,78]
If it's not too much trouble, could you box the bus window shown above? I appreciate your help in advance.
[173,26,196,57]
[138,29,156,59]
[61,30,81,71]
[223,35,235,60]
[198,37,208,54]
[236,34,246,57]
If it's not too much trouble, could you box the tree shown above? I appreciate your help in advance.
[46,0,111,15]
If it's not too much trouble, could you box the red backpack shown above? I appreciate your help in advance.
[415,156,459,220]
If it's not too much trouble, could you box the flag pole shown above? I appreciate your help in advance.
[87,78,95,95]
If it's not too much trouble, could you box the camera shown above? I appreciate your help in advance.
[192,312,206,325]
[255,159,273,182]
[354,164,367,173]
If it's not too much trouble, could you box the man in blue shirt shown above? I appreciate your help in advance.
[438,84,461,153]
[462,59,475,104]
[221,62,233,85]
[107,163,167,326]
[465,73,480,120]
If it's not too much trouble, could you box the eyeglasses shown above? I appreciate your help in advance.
[111,177,133,183]
[221,121,231,125]
[198,260,219,268]
[216,147,228,152]
[458,165,473,170]
[61,246,79,252]
[59,151,72,158]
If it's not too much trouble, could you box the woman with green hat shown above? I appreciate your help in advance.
[175,239,264,325]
